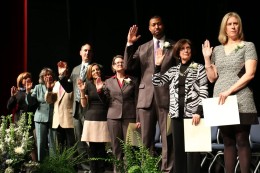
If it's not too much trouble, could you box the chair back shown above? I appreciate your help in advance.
[154,122,162,149]
[211,126,218,142]
[250,117,260,143]
[154,122,161,143]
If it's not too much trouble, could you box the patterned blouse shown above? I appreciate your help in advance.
[152,62,208,118]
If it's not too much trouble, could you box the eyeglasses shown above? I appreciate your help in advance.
[180,47,191,51]
[114,62,124,65]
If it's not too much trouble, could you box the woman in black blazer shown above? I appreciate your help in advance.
[78,63,110,173]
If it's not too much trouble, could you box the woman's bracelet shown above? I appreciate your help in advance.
[80,97,86,99]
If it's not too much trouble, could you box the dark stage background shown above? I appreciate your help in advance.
[1,0,259,116]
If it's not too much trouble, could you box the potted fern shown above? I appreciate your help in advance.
[89,131,162,173]
[35,142,88,173]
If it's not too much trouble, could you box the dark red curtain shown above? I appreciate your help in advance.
[0,0,27,116]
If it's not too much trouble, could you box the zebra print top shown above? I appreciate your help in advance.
[152,62,208,118]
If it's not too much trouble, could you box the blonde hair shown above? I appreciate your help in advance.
[17,72,31,88]
[38,67,54,84]
[218,12,244,45]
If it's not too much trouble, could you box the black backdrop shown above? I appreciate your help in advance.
[1,0,260,115]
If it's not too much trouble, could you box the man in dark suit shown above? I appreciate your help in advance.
[59,43,92,171]
[124,16,176,173]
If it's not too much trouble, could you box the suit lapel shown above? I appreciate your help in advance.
[147,41,154,66]
[111,77,123,92]
[83,64,90,81]
[121,81,128,91]
[75,65,81,75]
[161,39,173,67]
[59,87,65,101]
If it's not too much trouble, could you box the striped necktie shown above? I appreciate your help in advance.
[79,65,86,80]
[76,65,86,101]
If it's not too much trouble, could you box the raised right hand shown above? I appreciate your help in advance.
[202,39,213,58]
[57,61,68,76]
[95,77,103,91]
[45,76,54,90]
[155,48,165,66]
[127,25,141,44]
[11,86,18,96]
[77,78,86,92]
[25,78,33,93]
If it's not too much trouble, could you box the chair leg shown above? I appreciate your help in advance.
[201,153,207,168]
[235,156,240,173]
[201,152,214,168]
[208,154,219,173]
[208,152,225,173]
[254,161,260,173]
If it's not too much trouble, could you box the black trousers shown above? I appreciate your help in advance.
[89,142,107,173]
[171,118,201,173]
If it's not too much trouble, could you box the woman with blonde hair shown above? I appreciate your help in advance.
[202,12,258,172]
[26,67,57,162]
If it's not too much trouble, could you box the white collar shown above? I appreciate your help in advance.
[81,62,89,68]
[153,36,165,42]
[153,36,166,48]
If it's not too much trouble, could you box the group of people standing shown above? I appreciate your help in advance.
[7,11,258,173]
[125,11,258,173]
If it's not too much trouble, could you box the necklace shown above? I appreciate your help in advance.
[179,67,190,76]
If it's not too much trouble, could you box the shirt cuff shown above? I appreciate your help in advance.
[155,65,161,73]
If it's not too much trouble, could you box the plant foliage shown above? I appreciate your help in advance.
[35,141,88,173]
[0,113,36,173]
[89,130,162,173]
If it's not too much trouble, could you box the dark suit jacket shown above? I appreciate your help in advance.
[7,90,37,123]
[124,39,176,109]
[59,64,87,117]
[104,76,139,120]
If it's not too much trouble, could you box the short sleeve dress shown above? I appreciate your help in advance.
[211,41,258,124]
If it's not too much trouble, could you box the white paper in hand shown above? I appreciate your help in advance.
[184,119,211,152]
[202,95,240,126]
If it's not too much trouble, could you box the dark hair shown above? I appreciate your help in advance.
[149,15,163,22]
[173,39,193,59]
[86,63,103,81]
